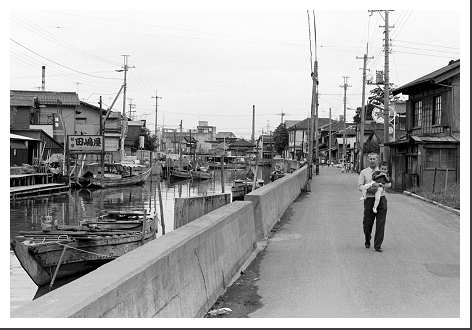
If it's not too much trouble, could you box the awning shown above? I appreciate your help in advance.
[385,135,460,146]
[10,133,39,141]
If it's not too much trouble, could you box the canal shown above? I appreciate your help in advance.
[10,167,272,313]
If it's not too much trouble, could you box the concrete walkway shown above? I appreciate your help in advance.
[215,166,460,317]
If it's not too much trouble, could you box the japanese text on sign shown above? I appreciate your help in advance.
[68,135,103,152]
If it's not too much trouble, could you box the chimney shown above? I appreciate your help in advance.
[251,105,255,143]
[41,66,45,91]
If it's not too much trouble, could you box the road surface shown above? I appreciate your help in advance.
[210,166,460,317]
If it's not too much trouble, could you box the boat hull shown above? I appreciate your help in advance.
[89,167,151,189]
[12,230,155,287]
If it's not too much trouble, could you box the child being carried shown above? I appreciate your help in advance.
[360,170,390,214]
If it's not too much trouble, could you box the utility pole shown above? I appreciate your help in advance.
[356,50,374,171]
[99,96,104,182]
[127,98,136,120]
[328,108,332,165]
[251,105,255,144]
[369,9,394,164]
[117,55,134,160]
[306,10,319,184]
[339,76,351,165]
[151,91,163,151]
[41,66,45,91]
[277,110,286,124]
[179,120,182,169]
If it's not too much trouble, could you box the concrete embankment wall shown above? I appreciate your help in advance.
[15,201,256,318]
[174,193,231,230]
[15,165,308,318]
[245,165,307,240]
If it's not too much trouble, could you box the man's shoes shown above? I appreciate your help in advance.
[375,247,383,252]
[365,242,370,248]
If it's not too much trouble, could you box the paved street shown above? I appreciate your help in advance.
[215,166,460,317]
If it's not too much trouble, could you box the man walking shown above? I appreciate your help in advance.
[358,153,391,252]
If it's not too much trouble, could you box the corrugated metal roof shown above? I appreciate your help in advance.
[10,90,80,106]
[393,60,460,95]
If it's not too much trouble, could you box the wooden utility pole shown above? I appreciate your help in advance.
[312,10,320,176]
[220,137,225,193]
[99,96,104,182]
[179,120,182,169]
[340,76,351,165]
[151,91,163,151]
[356,51,374,171]
[306,10,317,186]
[328,108,332,165]
[128,98,136,120]
[369,9,394,164]
[119,55,134,160]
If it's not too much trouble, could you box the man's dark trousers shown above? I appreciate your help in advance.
[363,196,387,249]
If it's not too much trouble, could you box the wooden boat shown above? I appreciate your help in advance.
[170,168,192,180]
[78,163,151,189]
[191,167,212,180]
[11,210,157,287]
[231,179,264,201]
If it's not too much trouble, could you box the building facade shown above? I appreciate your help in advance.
[387,60,460,192]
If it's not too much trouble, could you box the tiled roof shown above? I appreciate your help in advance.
[229,139,255,148]
[216,132,236,139]
[393,59,460,95]
[10,90,80,106]
[287,117,336,130]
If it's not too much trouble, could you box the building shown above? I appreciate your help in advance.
[215,132,237,143]
[386,59,460,192]
[227,139,255,157]
[125,120,146,153]
[10,90,81,145]
[287,117,335,160]
[10,130,64,166]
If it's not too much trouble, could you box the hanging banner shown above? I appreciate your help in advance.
[68,135,103,153]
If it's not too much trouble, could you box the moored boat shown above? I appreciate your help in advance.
[11,210,157,287]
[191,167,212,180]
[77,163,151,189]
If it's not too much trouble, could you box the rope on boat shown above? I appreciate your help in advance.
[54,242,113,258]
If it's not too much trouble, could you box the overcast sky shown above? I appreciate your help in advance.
[9,5,461,138]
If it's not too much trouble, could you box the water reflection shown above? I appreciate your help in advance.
[10,167,273,313]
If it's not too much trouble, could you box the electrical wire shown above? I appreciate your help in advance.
[392,51,457,59]
[10,38,121,80]
[392,39,459,50]
[393,45,459,55]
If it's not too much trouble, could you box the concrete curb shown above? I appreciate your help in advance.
[403,191,460,216]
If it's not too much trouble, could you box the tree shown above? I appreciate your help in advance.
[133,127,158,151]
[366,85,401,122]
[273,123,289,156]
[353,104,375,124]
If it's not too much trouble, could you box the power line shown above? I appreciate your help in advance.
[10,38,121,80]
[393,44,459,55]
[392,50,457,59]
[392,39,459,50]
[12,16,122,67]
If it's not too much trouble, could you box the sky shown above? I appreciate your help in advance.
[9,4,461,139]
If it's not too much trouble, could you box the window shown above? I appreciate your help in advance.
[414,101,423,127]
[76,118,87,125]
[433,96,442,125]
[425,148,456,169]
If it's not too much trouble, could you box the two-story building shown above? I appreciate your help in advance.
[386,59,460,192]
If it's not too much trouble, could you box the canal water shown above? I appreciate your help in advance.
[10,167,272,313]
